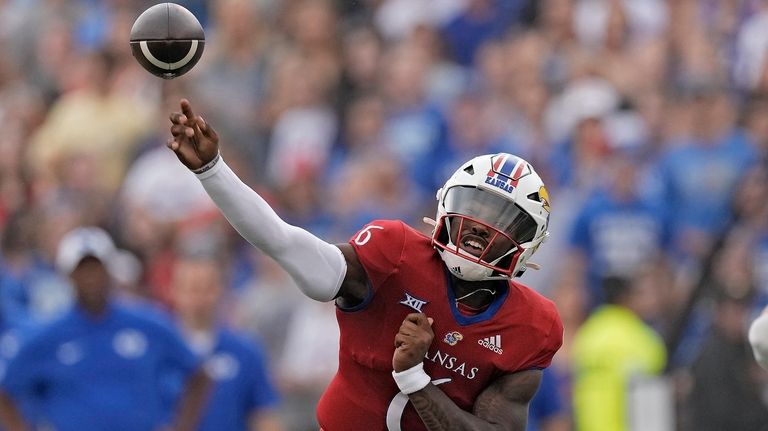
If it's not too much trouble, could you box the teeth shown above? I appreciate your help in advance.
[463,240,483,250]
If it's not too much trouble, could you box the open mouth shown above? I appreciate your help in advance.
[459,234,488,257]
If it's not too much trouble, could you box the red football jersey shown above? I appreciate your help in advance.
[316,220,563,431]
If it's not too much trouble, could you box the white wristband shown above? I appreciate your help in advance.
[392,363,431,394]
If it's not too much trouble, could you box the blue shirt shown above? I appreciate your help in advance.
[194,328,279,431]
[569,189,668,307]
[650,130,756,245]
[441,0,530,65]
[1,302,200,431]
[527,368,565,431]
[383,103,449,195]
[0,254,70,330]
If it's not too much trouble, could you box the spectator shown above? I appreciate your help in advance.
[566,151,668,308]
[170,246,284,431]
[190,0,272,178]
[687,288,768,431]
[0,227,210,431]
[649,86,758,261]
[26,48,155,200]
[0,210,71,331]
[379,42,450,195]
[572,275,667,431]
[441,0,532,66]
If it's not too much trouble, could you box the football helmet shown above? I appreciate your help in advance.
[432,153,551,281]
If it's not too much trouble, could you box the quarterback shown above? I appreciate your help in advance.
[168,99,563,431]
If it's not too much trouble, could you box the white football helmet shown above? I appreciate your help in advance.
[432,153,551,281]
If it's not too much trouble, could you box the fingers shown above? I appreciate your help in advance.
[169,112,187,125]
[165,138,179,151]
[396,314,434,345]
[180,98,195,121]
[404,313,433,330]
[195,116,207,132]
[172,99,216,141]
[195,115,211,138]
[170,124,186,137]
[394,333,408,349]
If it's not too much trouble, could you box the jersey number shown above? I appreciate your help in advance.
[353,225,384,246]
[385,378,451,431]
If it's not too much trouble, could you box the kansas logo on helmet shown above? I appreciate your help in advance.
[485,154,532,194]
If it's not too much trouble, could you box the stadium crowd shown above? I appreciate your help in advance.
[0,0,767,429]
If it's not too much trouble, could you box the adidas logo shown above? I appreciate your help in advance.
[450,266,462,274]
[478,335,503,354]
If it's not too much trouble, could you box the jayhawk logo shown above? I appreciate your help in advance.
[539,186,551,213]
[443,331,464,346]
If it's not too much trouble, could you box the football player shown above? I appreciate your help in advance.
[168,99,562,431]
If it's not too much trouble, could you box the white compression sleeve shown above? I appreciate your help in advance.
[749,311,768,370]
[195,158,346,302]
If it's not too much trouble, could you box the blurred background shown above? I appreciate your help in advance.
[0,0,767,430]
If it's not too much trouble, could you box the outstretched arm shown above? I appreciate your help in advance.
[392,314,541,430]
[168,99,368,304]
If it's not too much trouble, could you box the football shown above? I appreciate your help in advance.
[129,3,205,79]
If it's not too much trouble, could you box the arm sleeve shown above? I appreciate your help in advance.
[749,311,768,370]
[196,158,347,302]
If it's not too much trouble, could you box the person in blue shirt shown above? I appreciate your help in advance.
[0,227,210,431]
[0,210,71,331]
[567,151,669,308]
[648,87,757,261]
[170,246,283,431]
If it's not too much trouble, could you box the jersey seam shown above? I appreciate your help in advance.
[532,307,560,368]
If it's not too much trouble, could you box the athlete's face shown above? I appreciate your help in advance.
[449,217,515,262]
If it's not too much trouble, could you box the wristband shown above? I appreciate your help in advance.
[192,152,221,175]
[392,362,431,394]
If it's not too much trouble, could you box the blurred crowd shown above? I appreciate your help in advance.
[0,0,768,429]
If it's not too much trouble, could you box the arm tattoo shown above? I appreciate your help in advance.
[407,369,541,431]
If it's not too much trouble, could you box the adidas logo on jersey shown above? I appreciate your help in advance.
[450,266,461,274]
[478,335,503,354]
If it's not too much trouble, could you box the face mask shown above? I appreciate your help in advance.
[438,245,510,281]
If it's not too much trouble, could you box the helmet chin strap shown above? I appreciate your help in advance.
[455,287,497,302]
